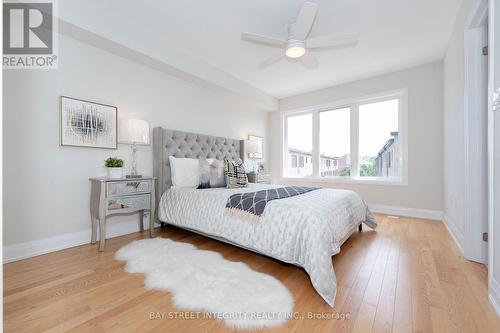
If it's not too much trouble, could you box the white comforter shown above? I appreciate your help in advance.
[158,183,377,306]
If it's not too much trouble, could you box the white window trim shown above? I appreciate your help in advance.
[281,88,409,186]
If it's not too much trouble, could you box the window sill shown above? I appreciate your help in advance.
[281,176,408,187]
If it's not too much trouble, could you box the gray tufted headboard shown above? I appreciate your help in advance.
[153,127,244,212]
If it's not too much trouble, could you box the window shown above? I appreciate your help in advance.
[283,89,407,185]
[320,107,351,177]
[285,113,313,177]
[359,99,400,178]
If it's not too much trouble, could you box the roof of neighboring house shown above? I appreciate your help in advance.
[377,131,399,157]
[288,148,312,156]
[288,148,338,160]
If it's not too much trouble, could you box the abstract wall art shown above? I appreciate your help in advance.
[60,96,117,149]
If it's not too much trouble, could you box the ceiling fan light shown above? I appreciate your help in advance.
[286,46,306,58]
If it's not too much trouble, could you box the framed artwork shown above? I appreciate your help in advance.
[60,96,117,149]
[248,135,263,159]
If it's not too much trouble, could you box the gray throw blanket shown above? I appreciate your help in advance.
[225,186,319,221]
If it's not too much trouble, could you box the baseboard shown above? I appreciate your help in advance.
[443,214,465,256]
[368,204,443,220]
[3,220,151,263]
[442,214,465,255]
[489,278,500,318]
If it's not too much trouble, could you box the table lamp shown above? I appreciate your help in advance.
[246,139,260,173]
[118,118,150,178]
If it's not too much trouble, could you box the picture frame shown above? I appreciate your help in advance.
[60,96,117,149]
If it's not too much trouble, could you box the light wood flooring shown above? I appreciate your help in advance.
[4,214,500,332]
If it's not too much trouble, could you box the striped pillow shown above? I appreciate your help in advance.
[224,159,248,188]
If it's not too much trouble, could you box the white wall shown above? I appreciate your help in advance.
[443,0,482,252]
[269,62,444,213]
[2,34,267,258]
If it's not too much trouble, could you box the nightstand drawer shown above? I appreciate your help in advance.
[256,173,271,183]
[107,194,150,213]
[107,180,151,197]
[247,172,271,184]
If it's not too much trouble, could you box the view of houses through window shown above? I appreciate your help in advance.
[286,113,312,177]
[359,99,399,177]
[319,107,351,177]
[285,95,402,181]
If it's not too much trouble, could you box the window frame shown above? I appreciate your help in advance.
[281,88,408,186]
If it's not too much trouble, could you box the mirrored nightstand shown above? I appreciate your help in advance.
[247,172,271,184]
[89,176,156,251]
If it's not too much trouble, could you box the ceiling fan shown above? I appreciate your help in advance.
[241,1,359,69]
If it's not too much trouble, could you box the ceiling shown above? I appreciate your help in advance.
[60,0,463,102]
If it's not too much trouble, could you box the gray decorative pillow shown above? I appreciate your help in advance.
[198,159,226,189]
[208,159,226,188]
[224,159,248,188]
[198,159,211,189]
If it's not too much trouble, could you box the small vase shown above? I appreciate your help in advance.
[107,167,123,179]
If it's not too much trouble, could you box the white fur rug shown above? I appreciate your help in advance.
[115,238,294,329]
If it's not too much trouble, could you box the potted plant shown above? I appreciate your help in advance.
[105,157,124,179]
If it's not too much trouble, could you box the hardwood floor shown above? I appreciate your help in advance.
[4,214,500,332]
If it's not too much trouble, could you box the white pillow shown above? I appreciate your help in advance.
[169,156,200,188]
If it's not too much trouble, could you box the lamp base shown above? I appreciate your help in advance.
[126,174,143,179]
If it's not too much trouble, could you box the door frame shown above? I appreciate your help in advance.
[488,0,500,317]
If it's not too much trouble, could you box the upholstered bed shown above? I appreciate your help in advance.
[152,127,377,306]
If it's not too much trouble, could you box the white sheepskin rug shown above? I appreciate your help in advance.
[115,238,294,329]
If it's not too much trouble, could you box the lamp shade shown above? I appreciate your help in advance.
[118,118,150,145]
[246,139,259,154]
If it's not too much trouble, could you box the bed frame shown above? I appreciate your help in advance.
[152,126,362,248]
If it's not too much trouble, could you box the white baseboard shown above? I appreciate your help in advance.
[3,220,151,263]
[368,204,443,220]
[442,214,465,255]
[489,278,500,318]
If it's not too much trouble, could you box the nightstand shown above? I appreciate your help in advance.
[247,172,272,184]
[89,177,156,251]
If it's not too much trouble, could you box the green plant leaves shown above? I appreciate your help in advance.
[104,157,124,168]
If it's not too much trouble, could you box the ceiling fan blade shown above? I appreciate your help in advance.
[300,52,318,69]
[290,1,318,40]
[241,32,286,47]
[258,54,285,68]
[306,33,359,49]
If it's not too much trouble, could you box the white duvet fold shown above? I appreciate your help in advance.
[158,183,377,306]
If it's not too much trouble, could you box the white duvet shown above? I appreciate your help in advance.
[158,183,377,306]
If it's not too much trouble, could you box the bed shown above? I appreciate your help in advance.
[153,127,377,307]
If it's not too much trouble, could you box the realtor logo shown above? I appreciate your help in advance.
[3,0,58,69]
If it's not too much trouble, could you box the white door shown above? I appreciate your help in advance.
[464,22,489,264]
